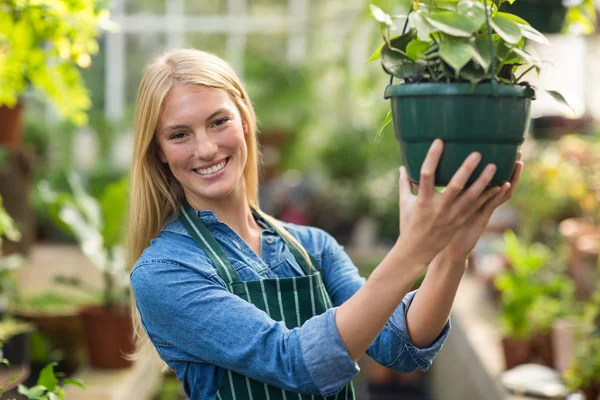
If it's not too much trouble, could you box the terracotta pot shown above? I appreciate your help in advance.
[532,331,554,368]
[80,305,135,369]
[582,382,600,400]
[502,336,534,370]
[13,310,85,375]
[560,218,600,300]
[552,318,579,374]
[0,102,24,151]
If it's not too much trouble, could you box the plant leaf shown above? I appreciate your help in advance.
[377,110,393,137]
[491,15,522,45]
[365,43,384,65]
[410,10,435,38]
[370,4,394,27]
[389,29,418,52]
[545,90,575,113]
[406,40,431,60]
[511,47,542,69]
[518,23,549,45]
[38,363,58,392]
[63,378,85,389]
[439,39,472,77]
[495,11,529,25]
[381,46,422,78]
[460,67,488,90]
[424,11,478,37]
[472,35,492,72]
[457,0,486,29]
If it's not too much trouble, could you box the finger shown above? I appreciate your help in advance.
[481,182,511,216]
[399,166,414,202]
[505,161,523,200]
[441,152,483,203]
[450,164,498,217]
[418,139,444,199]
[517,151,522,162]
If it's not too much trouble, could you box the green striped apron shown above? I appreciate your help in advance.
[179,200,356,400]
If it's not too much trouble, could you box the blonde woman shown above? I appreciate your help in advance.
[128,49,522,400]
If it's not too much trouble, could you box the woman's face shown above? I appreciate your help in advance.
[156,84,248,207]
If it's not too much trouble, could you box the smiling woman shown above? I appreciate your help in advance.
[126,48,522,400]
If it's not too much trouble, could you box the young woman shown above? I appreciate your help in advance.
[128,48,522,400]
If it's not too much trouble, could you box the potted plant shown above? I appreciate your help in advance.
[368,0,570,187]
[0,1,115,149]
[38,173,133,369]
[562,291,600,400]
[14,362,84,399]
[501,0,596,35]
[495,230,569,369]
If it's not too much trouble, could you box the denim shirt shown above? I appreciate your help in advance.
[130,209,450,399]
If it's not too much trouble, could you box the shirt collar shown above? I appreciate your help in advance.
[162,208,273,237]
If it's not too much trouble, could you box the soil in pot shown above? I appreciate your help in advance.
[502,336,534,370]
[80,304,135,369]
[385,83,534,187]
[0,333,30,368]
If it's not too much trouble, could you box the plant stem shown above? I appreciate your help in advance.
[515,65,536,83]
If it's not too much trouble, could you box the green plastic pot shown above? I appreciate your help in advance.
[500,0,567,34]
[384,82,535,187]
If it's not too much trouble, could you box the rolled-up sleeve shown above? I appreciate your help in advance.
[130,260,359,396]
[318,230,450,372]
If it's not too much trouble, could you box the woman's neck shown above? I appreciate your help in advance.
[184,185,262,244]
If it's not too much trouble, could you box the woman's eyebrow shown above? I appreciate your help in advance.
[161,108,232,134]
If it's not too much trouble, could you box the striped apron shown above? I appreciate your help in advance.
[179,200,356,400]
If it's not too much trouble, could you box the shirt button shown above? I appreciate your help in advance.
[266,237,274,244]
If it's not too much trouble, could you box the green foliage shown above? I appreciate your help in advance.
[495,230,572,339]
[37,172,129,308]
[369,1,549,85]
[0,1,115,125]
[563,291,600,390]
[0,196,20,250]
[564,0,597,34]
[0,318,34,341]
[16,362,84,400]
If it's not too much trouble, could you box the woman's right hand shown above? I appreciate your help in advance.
[396,139,500,266]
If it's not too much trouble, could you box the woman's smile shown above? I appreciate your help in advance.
[193,156,231,179]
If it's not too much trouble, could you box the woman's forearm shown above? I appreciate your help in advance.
[405,253,468,348]
[334,242,428,361]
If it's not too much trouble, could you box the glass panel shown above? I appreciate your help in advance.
[125,0,166,14]
[184,34,228,59]
[125,32,168,107]
[184,0,227,15]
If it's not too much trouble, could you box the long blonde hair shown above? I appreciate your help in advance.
[127,48,314,369]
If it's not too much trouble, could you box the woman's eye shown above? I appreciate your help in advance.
[170,132,186,140]
[212,117,229,128]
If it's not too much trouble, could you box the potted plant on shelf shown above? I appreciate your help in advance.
[501,0,596,35]
[562,291,600,400]
[38,173,133,369]
[0,1,115,150]
[368,0,570,187]
[495,230,569,369]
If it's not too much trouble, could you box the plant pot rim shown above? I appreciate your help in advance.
[384,82,535,99]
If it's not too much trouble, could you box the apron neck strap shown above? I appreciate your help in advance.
[179,200,241,286]
[178,199,319,285]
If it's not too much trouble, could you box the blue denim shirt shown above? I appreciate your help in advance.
[130,209,450,399]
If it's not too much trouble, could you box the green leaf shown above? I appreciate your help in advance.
[457,0,486,29]
[472,36,492,72]
[377,110,393,137]
[37,363,58,392]
[366,43,384,65]
[48,392,60,400]
[99,177,129,249]
[545,90,575,114]
[439,40,472,76]
[518,23,549,45]
[511,47,542,69]
[389,29,418,52]
[63,378,85,389]
[381,46,422,78]
[410,10,435,38]
[460,67,488,90]
[18,384,46,398]
[370,4,394,27]
[491,15,522,45]
[406,40,431,60]
[424,11,479,37]
[495,11,529,26]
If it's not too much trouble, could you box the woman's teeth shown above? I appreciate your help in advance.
[195,158,227,176]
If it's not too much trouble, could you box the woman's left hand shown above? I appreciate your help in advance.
[438,153,523,265]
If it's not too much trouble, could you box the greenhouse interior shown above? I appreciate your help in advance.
[0,0,600,399]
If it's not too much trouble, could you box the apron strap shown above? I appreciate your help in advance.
[179,199,241,286]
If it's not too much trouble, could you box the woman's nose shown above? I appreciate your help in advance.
[194,131,218,159]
